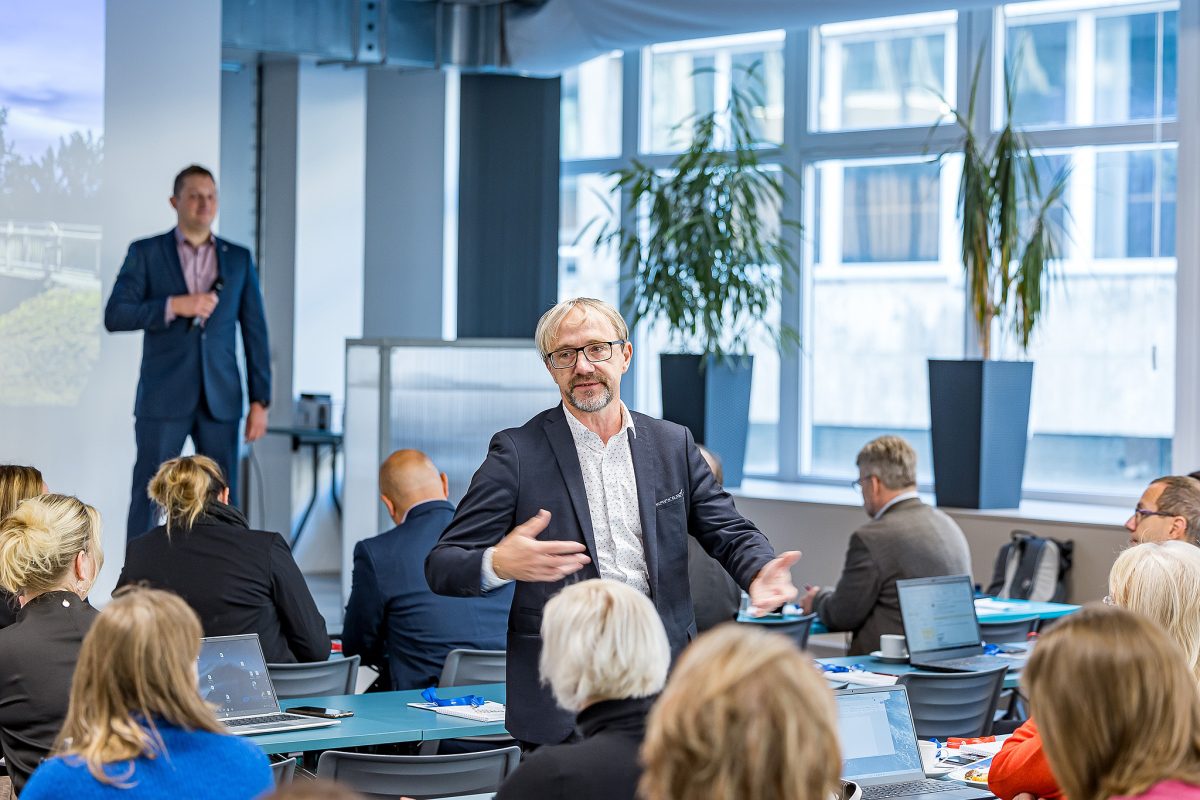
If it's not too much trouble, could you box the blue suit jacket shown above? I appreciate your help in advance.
[425,405,776,744]
[342,500,512,691]
[104,230,270,421]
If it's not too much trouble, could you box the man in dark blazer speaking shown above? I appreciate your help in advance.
[105,165,271,541]
[425,297,800,747]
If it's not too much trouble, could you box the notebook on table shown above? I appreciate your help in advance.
[897,575,1028,673]
[198,633,340,736]
[835,685,992,800]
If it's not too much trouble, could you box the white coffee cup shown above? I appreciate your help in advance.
[918,740,938,770]
[880,634,908,659]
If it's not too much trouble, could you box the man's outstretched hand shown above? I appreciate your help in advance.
[491,509,591,583]
[746,550,802,616]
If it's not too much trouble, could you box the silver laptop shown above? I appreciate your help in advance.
[198,634,339,736]
[898,575,1027,673]
[836,685,992,800]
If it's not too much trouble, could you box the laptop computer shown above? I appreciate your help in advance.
[198,634,340,736]
[835,685,993,800]
[898,575,1028,673]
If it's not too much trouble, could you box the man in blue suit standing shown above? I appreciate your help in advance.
[342,449,511,690]
[105,165,271,541]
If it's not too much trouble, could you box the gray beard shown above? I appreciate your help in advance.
[567,384,613,413]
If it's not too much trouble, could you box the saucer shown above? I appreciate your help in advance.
[923,764,955,778]
[869,650,909,664]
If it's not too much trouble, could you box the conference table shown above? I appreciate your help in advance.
[817,653,1025,689]
[249,683,508,756]
[739,596,1081,632]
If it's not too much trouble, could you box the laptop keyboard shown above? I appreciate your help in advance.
[862,780,968,798]
[226,713,307,727]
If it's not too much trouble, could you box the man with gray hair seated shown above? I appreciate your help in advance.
[800,435,971,656]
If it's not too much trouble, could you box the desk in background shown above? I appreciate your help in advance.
[817,655,1022,690]
[260,426,343,548]
[250,683,507,755]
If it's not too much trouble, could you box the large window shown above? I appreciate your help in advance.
[559,0,1184,500]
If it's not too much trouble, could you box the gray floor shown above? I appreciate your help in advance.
[305,571,344,635]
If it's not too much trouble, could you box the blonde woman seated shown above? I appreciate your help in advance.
[0,494,103,795]
[20,586,273,799]
[0,464,48,628]
[1023,605,1200,800]
[118,455,329,663]
[494,579,671,800]
[990,541,1200,800]
[640,624,842,800]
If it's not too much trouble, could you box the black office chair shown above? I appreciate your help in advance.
[270,756,296,786]
[421,649,511,755]
[897,666,1008,738]
[979,615,1038,645]
[316,746,520,799]
[267,655,360,701]
[739,614,818,650]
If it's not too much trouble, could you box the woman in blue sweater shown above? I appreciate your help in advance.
[21,586,273,799]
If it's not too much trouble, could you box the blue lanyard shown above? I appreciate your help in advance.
[819,663,867,674]
[422,687,486,707]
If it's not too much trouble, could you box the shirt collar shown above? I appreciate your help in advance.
[562,401,636,449]
[874,490,920,520]
[174,226,214,248]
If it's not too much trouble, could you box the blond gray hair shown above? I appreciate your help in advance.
[148,455,226,534]
[1109,541,1200,683]
[539,579,669,713]
[856,435,917,490]
[534,298,629,358]
[640,624,842,800]
[0,494,104,596]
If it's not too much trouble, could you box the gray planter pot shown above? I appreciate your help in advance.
[927,359,1033,509]
[660,354,754,487]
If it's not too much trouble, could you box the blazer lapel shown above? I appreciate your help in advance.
[543,408,599,566]
[627,416,661,601]
[161,231,188,296]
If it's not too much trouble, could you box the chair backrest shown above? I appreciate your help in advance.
[270,757,296,786]
[978,615,1039,645]
[439,649,506,688]
[897,666,1008,738]
[267,655,360,700]
[316,746,521,799]
[740,615,818,650]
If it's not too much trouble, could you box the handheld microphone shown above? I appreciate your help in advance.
[192,277,224,329]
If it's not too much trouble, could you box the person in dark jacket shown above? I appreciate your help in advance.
[494,579,670,800]
[0,494,104,795]
[118,455,329,663]
[0,464,48,630]
[688,447,742,632]
[341,450,511,690]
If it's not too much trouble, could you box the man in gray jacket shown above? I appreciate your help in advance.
[800,435,971,655]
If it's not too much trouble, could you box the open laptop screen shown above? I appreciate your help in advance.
[198,634,278,718]
[898,575,980,655]
[836,687,924,783]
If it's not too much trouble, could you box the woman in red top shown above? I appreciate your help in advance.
[989,541,1200,800]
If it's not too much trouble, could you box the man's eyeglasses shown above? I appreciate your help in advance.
[851,476,872,492]
[1131,507,1179,524]
[545,340,626,370]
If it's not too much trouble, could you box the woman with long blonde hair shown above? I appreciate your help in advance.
[639,624,843,800]
[118,455,329,663]
[0,464,47,628]
[1024,605,1200,800]
[0,494,102,795]
[20,586,273,799]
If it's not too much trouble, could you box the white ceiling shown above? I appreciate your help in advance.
[506,0,1002,74]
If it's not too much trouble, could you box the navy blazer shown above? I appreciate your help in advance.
[104,230,270,421]
[341,500,512,690]
[425,405,776,744]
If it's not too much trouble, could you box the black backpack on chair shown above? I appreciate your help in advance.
[985,530,1074,603]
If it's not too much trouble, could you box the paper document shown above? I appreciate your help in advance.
[408,701,506,723]
[839,671,898,688]
[974,598,1023,612]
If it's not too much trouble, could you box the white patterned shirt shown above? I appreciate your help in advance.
[480,402,650,595]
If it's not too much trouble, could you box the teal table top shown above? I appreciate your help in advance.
[818,653,1023,689]
[248,683,507,755]
[740,596,1081,631]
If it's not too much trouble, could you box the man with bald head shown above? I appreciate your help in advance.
[341,449,511,690]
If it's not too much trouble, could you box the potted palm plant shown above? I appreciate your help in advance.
[598,66,797,486]
[928,58,1069,508]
